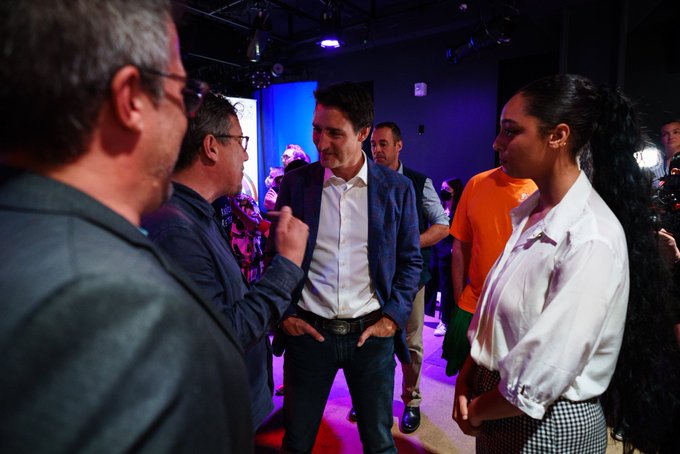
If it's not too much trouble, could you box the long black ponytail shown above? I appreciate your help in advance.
[520,74,680,453]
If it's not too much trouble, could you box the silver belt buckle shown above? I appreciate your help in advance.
[326,319,350,335]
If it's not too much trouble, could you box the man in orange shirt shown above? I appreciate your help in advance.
[442,167,536,375]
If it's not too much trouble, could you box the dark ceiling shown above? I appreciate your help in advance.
[175,0,672,94]
[179,0,486,65]
[177,0,557,92]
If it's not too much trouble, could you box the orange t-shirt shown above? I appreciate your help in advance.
[450,167,537,314]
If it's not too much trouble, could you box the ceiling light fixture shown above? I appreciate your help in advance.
[446,15,515,64]
[318,2,342,48]
[249,69,271,89]
[271,62,284,77]
[246,9,271,63]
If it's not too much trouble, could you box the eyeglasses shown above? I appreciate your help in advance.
[214,135,249,151]
[139,68,210,118]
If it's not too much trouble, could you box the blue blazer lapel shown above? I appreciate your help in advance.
[367,160,386,281]
[301,164,324,272]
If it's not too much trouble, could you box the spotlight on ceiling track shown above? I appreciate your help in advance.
[318,2,342,48]
[446,15,514,64]
[246,9,271,63]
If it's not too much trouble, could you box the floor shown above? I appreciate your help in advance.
[255,314,627,453]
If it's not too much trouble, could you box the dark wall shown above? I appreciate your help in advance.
[301,20,557,188]
[559,0,680,146]
[286,0,677,188]
[624,0,680,146]
[303,35,498,187]
[560,0,627,87]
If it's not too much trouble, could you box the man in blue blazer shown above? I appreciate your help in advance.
[271,82,422,454]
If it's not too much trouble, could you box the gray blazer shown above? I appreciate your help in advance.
[0,167,252,453]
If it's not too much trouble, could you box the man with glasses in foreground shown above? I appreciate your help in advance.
[143,93,309,430]
[1,1,254,451]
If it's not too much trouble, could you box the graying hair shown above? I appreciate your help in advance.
[176,92,237,172]
[0,0,174,164]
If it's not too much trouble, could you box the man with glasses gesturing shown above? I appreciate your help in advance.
[1,1,257,452]
[143,93,309,431]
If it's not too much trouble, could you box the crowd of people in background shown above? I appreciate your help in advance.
[1,1,679,454]
[264,144,311,211]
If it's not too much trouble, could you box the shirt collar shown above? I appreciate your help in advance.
[397,161,404,174]
[323,151,369,186]
[510,171,593,244]
[172,181,216,220]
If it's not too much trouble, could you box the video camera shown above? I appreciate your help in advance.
[653,174,680,237]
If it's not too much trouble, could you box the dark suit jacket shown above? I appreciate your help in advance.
[402,165,432,286]
[272,159,422,362]
[0,167,252,453]
[142,182,304,429]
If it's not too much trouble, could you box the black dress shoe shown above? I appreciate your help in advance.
[400,406,420,434]
[347,407,357,423]
[611,424,628,442]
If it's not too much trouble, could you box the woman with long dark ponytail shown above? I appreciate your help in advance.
[452,74,679,453]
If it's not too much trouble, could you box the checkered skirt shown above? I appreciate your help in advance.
[472,366,608,454]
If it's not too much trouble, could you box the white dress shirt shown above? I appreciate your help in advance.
[299,154,381,319]
[468,171,629,419]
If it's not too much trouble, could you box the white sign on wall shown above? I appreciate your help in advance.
[228,96,259,200]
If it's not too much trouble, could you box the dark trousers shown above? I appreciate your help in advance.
[424,237,454,325]
[281,331,396,454]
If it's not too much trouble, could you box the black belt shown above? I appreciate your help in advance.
[297,308,382,335]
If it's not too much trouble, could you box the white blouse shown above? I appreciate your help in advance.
[468,171,629,419]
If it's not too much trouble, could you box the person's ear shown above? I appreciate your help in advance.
[548,123,570,149]
[202,135,219,164]
[109,65,146,132]
[357,126,371,143]
[395,140,403,153]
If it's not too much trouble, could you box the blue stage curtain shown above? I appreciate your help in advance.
[256,81,318,208]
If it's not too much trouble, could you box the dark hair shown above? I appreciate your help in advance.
[175,92,237,172]
[662,119,680,128]
[374,121,403,144]
[444,177,463,210]
[0,0,173,164]
[314,82,373,134]
[520,74,680,453]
